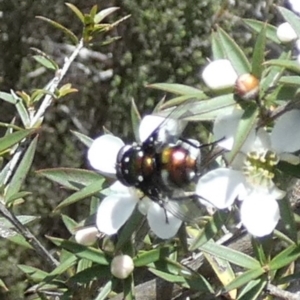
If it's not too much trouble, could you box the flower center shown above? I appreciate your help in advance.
[243,150,279,188]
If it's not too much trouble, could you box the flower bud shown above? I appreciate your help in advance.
[276,22,297,43]
[235,73,259,100]
[75,226,98,246]
[110,254,134,279]
[202,59,238,90]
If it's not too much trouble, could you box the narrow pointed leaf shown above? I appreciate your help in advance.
[189,211,228,251]
[264,59,300,74]
[224,268,265,293]
[5,136,38,201]
[200,240,261,269]
[18,264,49,281]
[243,19,280,44]
[0,92,16,104]
[94,280,113,300]
[36,16,78,45]
[251,25,266,78]
[0,129,34,153]
[32,55,58,70]
[279,76,300,86]
[65,3,84,22]
[70,265,110,284]
[94,7,120,24]
[159,94,209,110]
[61,214,78,234]
[238,278,267,300]
[15,100,30,127]
[211,31,225,60]
[36,168,103,190]
[217,27,251,75]
[227,105,259,164]
[48,236,110,265]
[269,244,300,270]
[70,130,93,147]
[147,83,204,96]
[131,98,141,143]
[54,179,104,211]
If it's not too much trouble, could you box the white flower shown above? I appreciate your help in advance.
[75,226,99,246]
[96,181,182,239]
[88,115,184,239]
[111,254,134,279]
[196,110,300,237]
[202,59,238,90]
[276,22,297,43]
[288,0,300,15]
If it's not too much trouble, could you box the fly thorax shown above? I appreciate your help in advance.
[243,150,279,188]
[116,144,155,187]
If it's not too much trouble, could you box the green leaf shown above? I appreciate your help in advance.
[149,268,185,283]
[94,280,113,300]
[0,129,34,153]
[278,6,300,38]
[251,24,266,79]
[32,55,57,70]
[15,98,30,127]
[159,94,209,110]
[54,179,104,211]
[36,16,78,45]
[0,92,17,104]
[18,264,49,281]
[131,98,141,143]
[269,244,300,270]
[243,19,280,44]
[94,7,120,24]
[200,240,261,269]
[5,136,38,201]
[65,3,84,22]
[6,191,32,205]
[224,268,265,292]
[70,130,93,147]
[7,234,33,248]
[0,279,8,292]
[61,214,78,234]
[48,236,110,265]
[0,215,37,228]
[134,246,175,267]
[227,105,259,164]
[264,59,300,74]
[279,76,300,86]
[182,94,236,122]
[70,264,110,284]
[147,83,204,96]
[36,168,103,191]
[217,27,251,75]
[238,278,267,300]
[189,211,228,251]
[211,31,225,60]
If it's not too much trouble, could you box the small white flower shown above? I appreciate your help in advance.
[75,226,99,246]
[288,0,300,15]
[202,59,238,90]
[111,254,134,279]
[88,115,184,239]
[197,110,300,237]
[276,22,297,43]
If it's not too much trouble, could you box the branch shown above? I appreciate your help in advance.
[267,283,300,300]
[0,199,59,269]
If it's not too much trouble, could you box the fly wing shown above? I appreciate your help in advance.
[139,102,194,146]
[163,193,206,223]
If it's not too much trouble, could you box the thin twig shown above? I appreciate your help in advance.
[267,283,300,300]
[0,200,59,268]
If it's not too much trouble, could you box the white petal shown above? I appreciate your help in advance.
[138,197,152,215]
[109,181,135,195]
[289,0,300,14]
[240,193,280,237]
[214,109,257,153]
[202,59,238,90]
[196,168,246,209]
[96,194,137,235]
[271,110,300,153]
[139,115,182,143]
[276,22,297,43]
[147,202,182,239]
[88,135,124,174]
[181,139,201,160]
